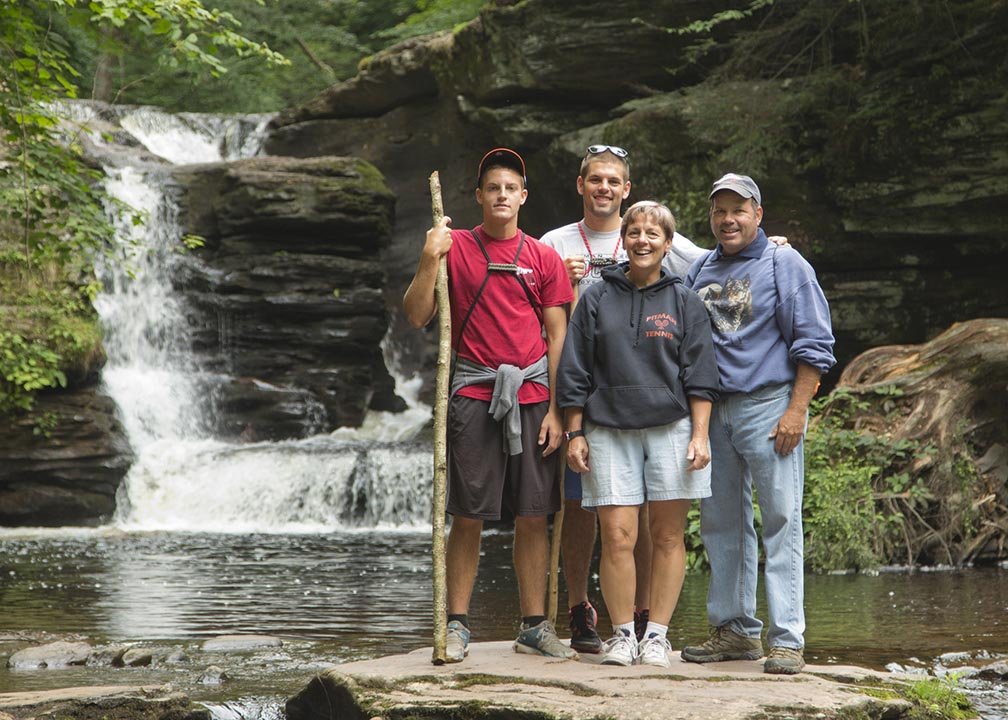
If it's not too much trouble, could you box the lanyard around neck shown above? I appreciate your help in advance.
[577,221,621,260]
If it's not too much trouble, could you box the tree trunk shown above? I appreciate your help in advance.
[831,318,1008,564]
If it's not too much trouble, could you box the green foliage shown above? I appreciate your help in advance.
[903,677,976,720]
[803,386,938,571]
[684,506,704,571]
[0,331,67,413]
[0,0,284,418]
[373,0,486,44]
[74,0,488,112]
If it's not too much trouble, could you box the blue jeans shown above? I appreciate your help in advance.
[701,382,805,649]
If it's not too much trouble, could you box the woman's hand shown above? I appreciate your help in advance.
[686,436,710,471]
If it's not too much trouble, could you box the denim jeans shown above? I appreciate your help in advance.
[701,382,805,649]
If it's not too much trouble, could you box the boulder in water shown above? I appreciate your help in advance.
[6,641,93,669]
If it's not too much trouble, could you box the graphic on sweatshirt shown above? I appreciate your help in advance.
[697,275,753,334]
[644,312,678,340]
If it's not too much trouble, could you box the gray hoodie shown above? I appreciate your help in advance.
[557,262,719,429]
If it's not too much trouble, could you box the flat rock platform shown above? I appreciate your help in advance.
[285,641,912,720]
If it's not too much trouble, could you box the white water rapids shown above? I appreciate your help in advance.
[81,105,433,533]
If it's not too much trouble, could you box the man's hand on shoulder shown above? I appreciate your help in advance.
[768,235,789,247]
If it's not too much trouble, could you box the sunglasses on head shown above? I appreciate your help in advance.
[586,144,629,158]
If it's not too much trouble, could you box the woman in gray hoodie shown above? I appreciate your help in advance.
[557,201,719,668]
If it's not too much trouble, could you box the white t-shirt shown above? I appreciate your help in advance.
[539,220,707,289]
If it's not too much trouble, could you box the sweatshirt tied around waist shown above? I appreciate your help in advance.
[450,354,549,455]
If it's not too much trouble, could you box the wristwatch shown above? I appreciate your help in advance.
[564,429,585,441]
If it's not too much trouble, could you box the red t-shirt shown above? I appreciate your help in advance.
[448,225,572,404]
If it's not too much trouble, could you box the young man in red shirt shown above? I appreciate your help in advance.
[404,148,576,662]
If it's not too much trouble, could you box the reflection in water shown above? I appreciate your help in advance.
[1,531,1006,667]
[1,531,1006,717]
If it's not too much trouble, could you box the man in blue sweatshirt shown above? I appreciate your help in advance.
[681,174,835,675]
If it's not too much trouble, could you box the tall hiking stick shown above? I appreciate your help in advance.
[429,172,450,665]
[547,285,579,627]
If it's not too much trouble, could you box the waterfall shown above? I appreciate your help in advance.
[80,104,433,533]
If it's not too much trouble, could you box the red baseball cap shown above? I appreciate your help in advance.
[476,147,527,188]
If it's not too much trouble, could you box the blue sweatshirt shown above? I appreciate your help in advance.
[685,229,836,394]
[557,263,719,429]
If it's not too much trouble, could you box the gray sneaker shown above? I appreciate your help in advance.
[513,620,578,659]
[445,620,470,663]
[764,646,804,674]
[681,624,764,663]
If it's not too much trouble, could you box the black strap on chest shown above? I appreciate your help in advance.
[454,229,542,348]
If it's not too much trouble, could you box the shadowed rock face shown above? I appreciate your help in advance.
[267,0,1008,393]
[171,156,403,439]
[0,386,132,527]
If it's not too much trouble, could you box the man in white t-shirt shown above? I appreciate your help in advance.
[540,145,708,653]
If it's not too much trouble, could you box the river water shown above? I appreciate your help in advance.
[1,103,1005,718]
[1,529,1007,718]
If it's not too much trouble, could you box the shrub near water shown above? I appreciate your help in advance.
[684,385,939,573]
[803,386,936,572]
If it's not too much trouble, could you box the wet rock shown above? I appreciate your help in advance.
[171,156,403,437]
[937,651,974,664]
[936,665,979,679]
[885,663,929,678]
[164,647,188,665]
[6,641,93,669]
[201,634,282,652]
[121,648,153,667]
[0,385,132,527]
[977,660,1008,681]
[0,685,210,720]
[87,644,128,667]
[198,666,229,685]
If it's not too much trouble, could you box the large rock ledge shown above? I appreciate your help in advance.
[0,685,209,720]
[285,641,913,720]
[170,155,403,438]
[0,384,133,527]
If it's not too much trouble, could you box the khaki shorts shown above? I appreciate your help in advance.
[447,396,560,520]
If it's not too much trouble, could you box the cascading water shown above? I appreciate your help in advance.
[85,105,433,533]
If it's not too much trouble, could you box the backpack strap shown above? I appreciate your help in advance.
[454,229,542,348]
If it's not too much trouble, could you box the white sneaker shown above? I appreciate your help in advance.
[636,633,672,668]
[600,631,637,666]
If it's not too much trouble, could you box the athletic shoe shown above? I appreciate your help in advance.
[681,624,764,663]
[633,608,650,642]
[600,630,637,666]
[568,601,603,654]
[636,633,673,668]
[513,620,578,659]
[764,646,805,674]
[445,620,470,663]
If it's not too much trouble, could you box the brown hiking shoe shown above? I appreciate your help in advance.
[764,646,805,674]
[681,625,764,663]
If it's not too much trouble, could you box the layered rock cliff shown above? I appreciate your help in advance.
[171,155,402,439]
[266,0,1008,390]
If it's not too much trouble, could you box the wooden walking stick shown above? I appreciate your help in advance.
[547,285,579,627]
[429,171,451,665]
